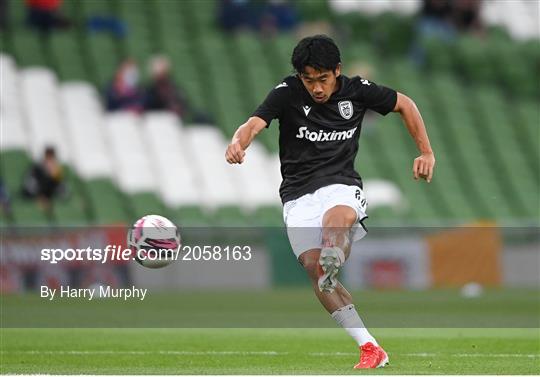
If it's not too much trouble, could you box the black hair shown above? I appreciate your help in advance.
[44,146,56,158]
[291,35,341,74]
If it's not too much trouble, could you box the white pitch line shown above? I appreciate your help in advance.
[2,350,539,358]
[2,350,284,356]
[308,352,540,358]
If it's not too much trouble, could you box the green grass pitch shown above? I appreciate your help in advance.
[1,328,539,374]
[1,289,539,374]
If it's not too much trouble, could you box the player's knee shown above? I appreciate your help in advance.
[323,205,357,228]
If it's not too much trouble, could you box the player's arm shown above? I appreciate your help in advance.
[393,92,436,183]
[225,116,267,164]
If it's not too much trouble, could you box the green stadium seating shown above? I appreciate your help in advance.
[86,33,120,88]
[0,150,31,195]
[128,192,167,220]
[171,205,212,227]
[49,32,88,81]
[85,178,130,224]
[11,30,49,67]
[387,66,478,221]
[429,75,517,220]
[51,167,90,225]
[3,0,538,226]
[214,205,250,227]
[251,205,283,227]
[10,198,51,226]
[472,87,538,219]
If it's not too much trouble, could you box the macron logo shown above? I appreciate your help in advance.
[303,106,311,116]
[275,82,288,89]
[296,126,357,142]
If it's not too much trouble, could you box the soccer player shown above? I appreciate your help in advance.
[225,35,435,369]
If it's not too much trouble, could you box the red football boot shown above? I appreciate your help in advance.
[353,342,389,369]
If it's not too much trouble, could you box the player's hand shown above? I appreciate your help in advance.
[413,152,435,183]
[225,141,246,164]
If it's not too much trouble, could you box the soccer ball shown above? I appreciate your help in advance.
[127,214,181,269]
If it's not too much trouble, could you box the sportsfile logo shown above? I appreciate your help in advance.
[295,126,357,142]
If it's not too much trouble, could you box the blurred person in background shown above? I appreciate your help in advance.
[410,0,453,66]
[451,0,483,34]
[410,0,483,65]
[417,0,456,42]
[105,58,144,113]
[217,0,298,34]
[217,0,256,32]
[0,177,13,221]
[0,0,8,31]
[25,0,71,35]
[21,146,67,212]
[260,0,299,35]
[144,55,211,123]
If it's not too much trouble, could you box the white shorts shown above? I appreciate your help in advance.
[282,184,368,258]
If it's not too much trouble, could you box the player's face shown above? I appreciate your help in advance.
[299,65,341,104]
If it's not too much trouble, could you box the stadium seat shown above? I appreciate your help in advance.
[387,65,477,221]
[11,30,49,67]
[49,32,89,82]
[86,34,120,88]
[129,192,167,220]
[141,112,201,208]
[0,150,31,196]
[0,97,27,153]
[363,179,406,212]
[472,87,538,218]
[266,154,283,198]
[10,198,51,226]
[104,112,157,194]
[429,76,516,219]
[172,205,212,227]
[230,141,281,208]
[20,67,71,163]
[52,169,90,225]
[213,205,250,227]
[251,205,283,227]
[85,178,130,224]
[182,126,243,209]
[60,82,114,180]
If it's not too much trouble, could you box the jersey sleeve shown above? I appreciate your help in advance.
[355,78,397,116]
[252,83,290,127]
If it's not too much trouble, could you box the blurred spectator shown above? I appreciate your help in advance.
[21,146,67,211]
[217,0,256,32]
[105,59,144,113]
[144,55,211,123]
[451,0,483,34]
[25,0,71,35]
[0,0,8,31]
[410,0,484,66]
[417,0,456,42]
[0,177,13,221]
[87,15,127,38]
[260,0,299,34]
[217,0,298,34]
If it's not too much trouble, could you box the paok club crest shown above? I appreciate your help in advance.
[338,100,353,120]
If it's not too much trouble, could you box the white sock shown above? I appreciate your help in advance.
[331,304,378,346]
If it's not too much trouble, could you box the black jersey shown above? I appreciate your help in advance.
[253,74,397,204]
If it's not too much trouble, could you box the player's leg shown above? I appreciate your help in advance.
[322,204,357,256]
[317,205,356,293]
[299,245,386,368]
[320,204,388,368]
[283,187,387,368]
[299,249,352,312]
